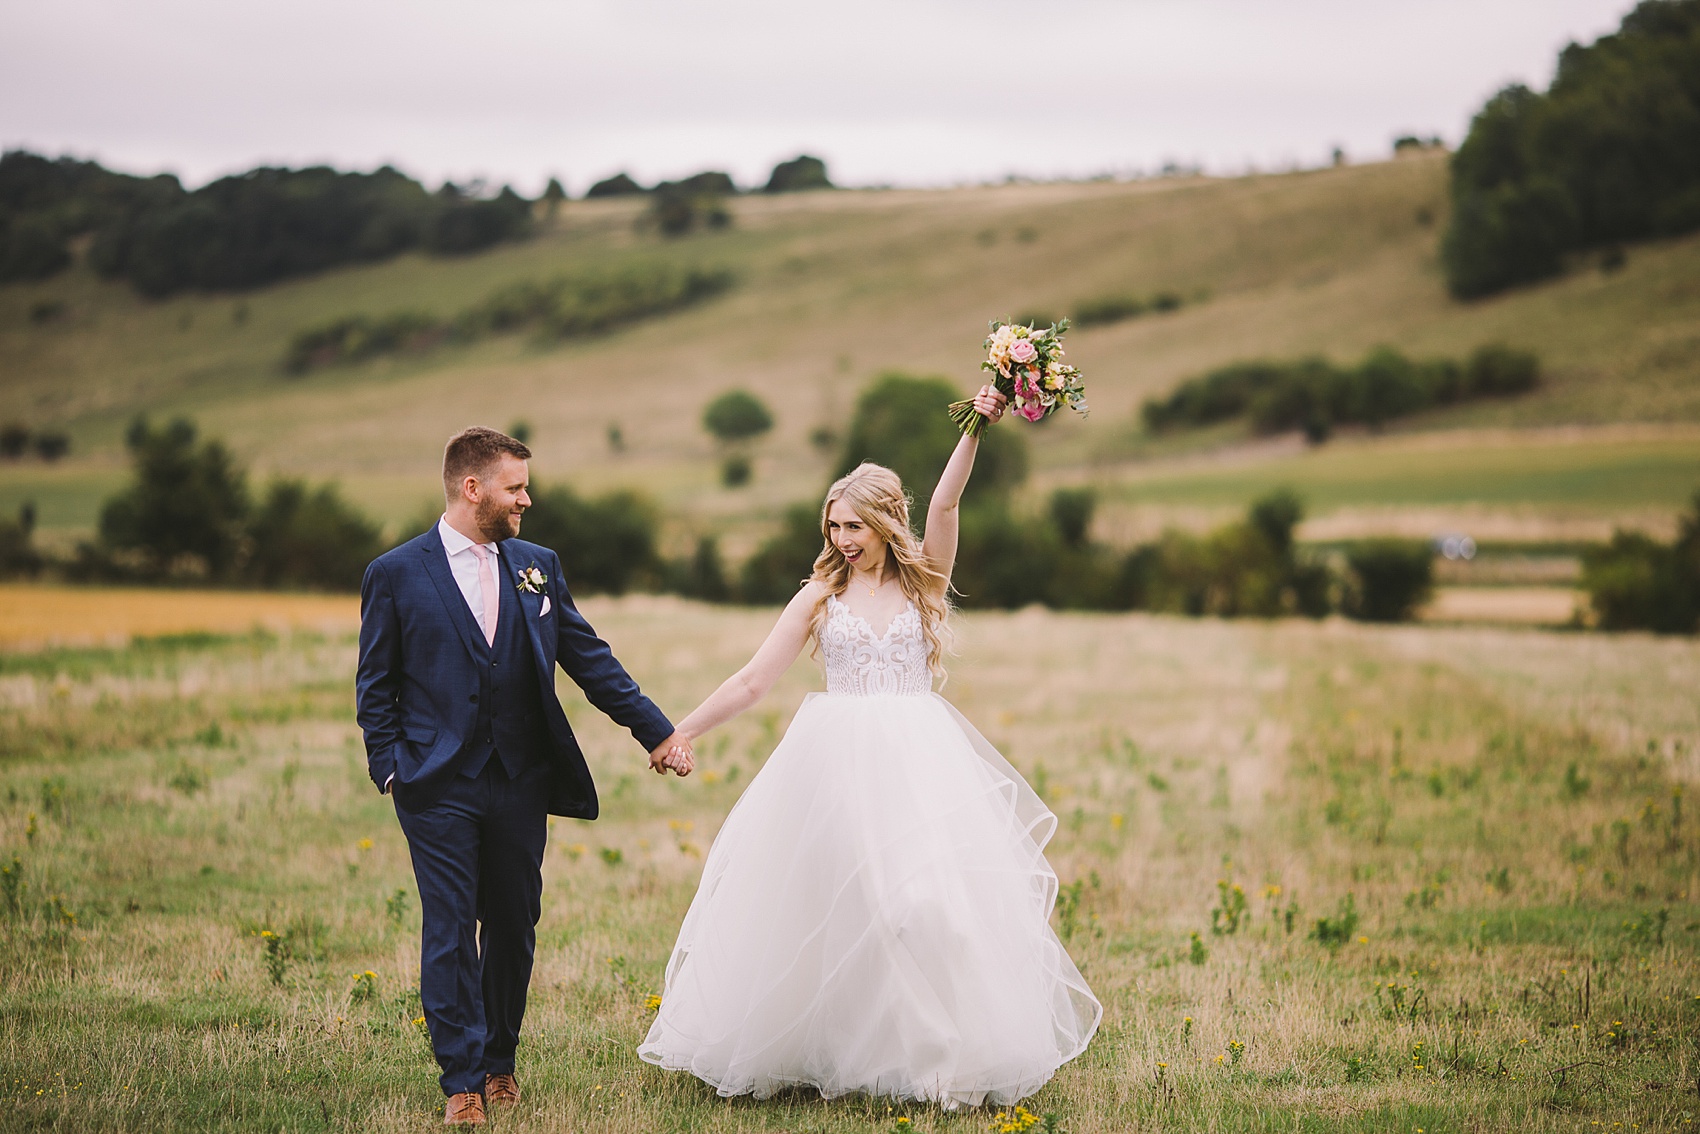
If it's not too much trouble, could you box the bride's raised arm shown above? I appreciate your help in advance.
[922,385,1007,587]
[674,581,825,749]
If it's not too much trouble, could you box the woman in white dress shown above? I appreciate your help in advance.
[639,386,1101,1108]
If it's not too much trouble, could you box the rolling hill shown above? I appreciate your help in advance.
[2,151,1698,558]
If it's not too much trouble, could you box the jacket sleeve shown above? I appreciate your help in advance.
[547,550,674,753]
[356,556,404,791]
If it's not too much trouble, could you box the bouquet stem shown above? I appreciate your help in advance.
[947,398,992,438]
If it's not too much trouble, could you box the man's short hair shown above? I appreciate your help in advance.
[443,427,531,494]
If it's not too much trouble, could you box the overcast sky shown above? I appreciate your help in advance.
[2,0,1635,195]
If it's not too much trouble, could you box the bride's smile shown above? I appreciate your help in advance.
[826,500,883,575]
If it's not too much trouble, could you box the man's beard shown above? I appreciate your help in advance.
[475,496,521,542]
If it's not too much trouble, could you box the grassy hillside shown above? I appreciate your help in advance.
[3,152,1698,555]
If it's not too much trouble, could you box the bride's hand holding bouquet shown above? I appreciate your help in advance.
[949,318,1088,437]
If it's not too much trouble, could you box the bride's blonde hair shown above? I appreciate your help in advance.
[807,463,953,679]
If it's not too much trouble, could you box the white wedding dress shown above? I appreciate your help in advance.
[638,596,1101,1107]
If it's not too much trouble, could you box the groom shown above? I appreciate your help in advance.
[356,426,692,1125]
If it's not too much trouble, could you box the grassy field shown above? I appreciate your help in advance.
[3,153,1700,556]
[0,590,1695,1131]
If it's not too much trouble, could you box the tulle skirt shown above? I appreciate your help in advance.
[638,692,1101,1108]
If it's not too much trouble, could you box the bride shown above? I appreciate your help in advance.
[639,385,1101,1108]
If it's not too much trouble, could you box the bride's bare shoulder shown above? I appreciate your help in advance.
[793,579,832,607]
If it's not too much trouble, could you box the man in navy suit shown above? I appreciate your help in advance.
[357,426,694,1125]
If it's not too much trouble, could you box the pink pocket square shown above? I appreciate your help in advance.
[539,596,551,617]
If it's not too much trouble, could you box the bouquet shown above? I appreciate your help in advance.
[948,318,1088,437]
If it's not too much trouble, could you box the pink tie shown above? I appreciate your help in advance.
[471,543,498,646]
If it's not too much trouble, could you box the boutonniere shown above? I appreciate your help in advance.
[516,564,548,594]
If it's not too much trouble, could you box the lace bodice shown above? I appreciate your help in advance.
[819,595,932,696]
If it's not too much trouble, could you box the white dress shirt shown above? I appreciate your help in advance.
[437,515,498,640]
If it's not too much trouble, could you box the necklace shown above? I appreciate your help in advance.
[856,571,886,597]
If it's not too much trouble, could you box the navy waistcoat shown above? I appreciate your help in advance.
[460,564,546,780]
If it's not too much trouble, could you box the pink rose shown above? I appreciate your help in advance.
[1009,340,1038,365]
[1014,401,1047,422]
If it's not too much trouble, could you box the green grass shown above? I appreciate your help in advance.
[0,601,1696,1131]
[1093,431,1700,512]
[4,155,1700,549]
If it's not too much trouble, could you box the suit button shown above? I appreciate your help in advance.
[469,694,479,704]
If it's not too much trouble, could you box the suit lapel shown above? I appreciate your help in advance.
[419,532,484,662]
[499,542,554,681]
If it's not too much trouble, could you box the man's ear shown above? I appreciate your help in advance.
[459,475,481,503]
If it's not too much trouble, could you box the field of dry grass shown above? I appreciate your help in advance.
[0,596,1694,1131]
[0,584,358,650]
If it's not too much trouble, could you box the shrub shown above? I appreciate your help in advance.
[32,431,69,461]
[645,188,730,237]
[950,503,1061,610]
[1343,540,1435,622]
[1072,294,1146,327]
[1139,491,1331,618]
[284,266,733,373]
[521,486,662,596]
[1464,343,1540,395]
[0,506,40,579]
[0,424,29,458]
[720,454,752,487]
[1048,488,1096,548]
[1581,494,1700,632]
[246,481,383,591]
[763,155,833,193]
[665,537,731,603]
[702,390,774,445]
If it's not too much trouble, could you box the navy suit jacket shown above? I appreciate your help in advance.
[355,528,674,819]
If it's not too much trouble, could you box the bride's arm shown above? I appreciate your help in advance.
[675,581,825,744]
[921,385,1006,584]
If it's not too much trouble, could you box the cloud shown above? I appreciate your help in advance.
[0,0,1633,192]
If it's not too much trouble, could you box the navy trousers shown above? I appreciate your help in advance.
[395,757,549,1096]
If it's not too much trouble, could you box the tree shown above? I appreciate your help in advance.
[586,172,644,198]
[740,505,825,603]
[836,373,1027,517]
[520,485,661,595]
[542,178,567,218]
[98,417,250,580]
[247,481,383,591]
[1343,541,1435,622]
[1442,1,1700,298]
[702,390,775,445]
[764,155,833,193]
[1581,491,1700,632]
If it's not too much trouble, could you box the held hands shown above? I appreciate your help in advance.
[972,385,1009,424]
[649,731,695,777]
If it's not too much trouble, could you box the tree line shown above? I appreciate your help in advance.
[0,151,831,297]
[1,382,1693,634]
[0,153,532,296]
[1442,0,1700,298]
[1141,345,1540,442]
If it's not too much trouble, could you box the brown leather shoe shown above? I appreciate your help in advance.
[444,1091,486,1125]
[484,1073,520,1106]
